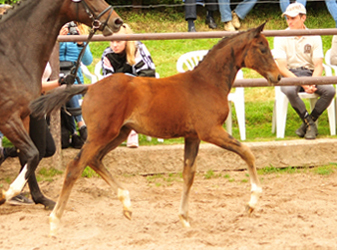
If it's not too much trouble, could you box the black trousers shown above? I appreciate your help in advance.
[16,115,55,166]
[281,68,336,120]
[185,0,218,20]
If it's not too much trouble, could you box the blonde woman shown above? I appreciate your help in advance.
[101,23,156,148]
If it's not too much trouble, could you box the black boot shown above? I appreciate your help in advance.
[205,11,217,29]
[79,125,88,142]
[295,122,307,138]
[304,115,318,140]
[187,19,196,32]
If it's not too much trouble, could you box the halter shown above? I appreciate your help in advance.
[78,0,114,32]
[66,0,115,86]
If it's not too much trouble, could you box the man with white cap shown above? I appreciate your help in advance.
[273,2,335,139]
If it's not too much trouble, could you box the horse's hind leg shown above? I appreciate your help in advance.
[202,126,262,213]
[179,137,200,227]
[89,161,132,220]
[49,154,86,236]
[88,126,132,219]
[0,117,40,205]
[24,116,56,209]
[49,126,131,236]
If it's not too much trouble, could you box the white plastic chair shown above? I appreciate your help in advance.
[94,61,104,80]
[271,49,336,138]
[176,50,246,140]
[80,63,97,84]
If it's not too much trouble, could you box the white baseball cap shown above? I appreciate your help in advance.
[282,2,307,17]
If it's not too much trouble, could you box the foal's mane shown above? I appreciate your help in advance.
[194,30,251,70]
[0,0,31,21]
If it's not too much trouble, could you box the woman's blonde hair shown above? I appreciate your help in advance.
[75,22,89,35]
[116,23,136,66]
[0,4,11,15]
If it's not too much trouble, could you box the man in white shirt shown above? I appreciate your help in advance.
[273,2,335,139]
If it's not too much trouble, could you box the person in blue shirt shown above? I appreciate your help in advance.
[59,22,93,148]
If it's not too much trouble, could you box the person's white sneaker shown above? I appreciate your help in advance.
[127,130,139,148]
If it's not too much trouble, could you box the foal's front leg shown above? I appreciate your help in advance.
[203,126,262,213]
[179,137,200,227]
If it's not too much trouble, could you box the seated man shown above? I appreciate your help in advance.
[273,2,335,139]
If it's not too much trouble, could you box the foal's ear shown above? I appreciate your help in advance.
[252,22,267,37]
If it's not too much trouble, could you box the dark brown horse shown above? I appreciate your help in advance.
[0,0,122,209]
[31,23,281,235]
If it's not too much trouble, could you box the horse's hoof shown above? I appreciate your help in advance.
[34,197,56,210]
[245,204,254,214]
[123,210,132,220]
[0,190,6,205]
[43,200,56,211]
[118,188,132,220]
[179,214,190,228]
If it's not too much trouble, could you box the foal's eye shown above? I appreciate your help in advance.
[260,48,267,54]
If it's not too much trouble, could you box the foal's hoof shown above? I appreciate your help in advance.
[123,210,132,220]
[179,214,190,228]
[245,204,255,214]
[0,190,6,205]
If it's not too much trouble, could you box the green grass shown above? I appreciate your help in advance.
[258,163,337,176]
[82,166,99,178]
[146,173,182,187]
[36,167,63,182]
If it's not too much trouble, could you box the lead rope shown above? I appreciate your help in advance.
[66,23,99,85]
[65,3,114,85]
[62,24,100,117]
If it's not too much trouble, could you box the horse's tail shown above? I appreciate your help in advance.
[30,84,89,118]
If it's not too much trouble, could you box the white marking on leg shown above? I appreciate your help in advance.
[248,183,262,208]
[251,183,262,193]
[179,192,190,228]
[5,164,28,201]
[118,188,132,219]
[49,209,60,237]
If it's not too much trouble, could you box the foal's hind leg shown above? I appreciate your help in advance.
[88,126,132,219]
[49,126,131,236]
[179,137,200,227]
[202,126,262,213]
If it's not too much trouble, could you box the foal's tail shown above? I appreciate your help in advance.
[30,84,89,118]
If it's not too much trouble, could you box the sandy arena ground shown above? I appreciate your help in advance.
[1,147,337,250]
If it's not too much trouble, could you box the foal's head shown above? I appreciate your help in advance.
[243,23,281,85]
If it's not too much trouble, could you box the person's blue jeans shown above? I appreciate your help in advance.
[325,0,337,27]
[279,0,306,13]
[218,0,257,23]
